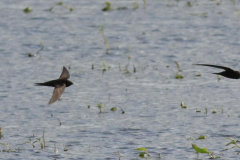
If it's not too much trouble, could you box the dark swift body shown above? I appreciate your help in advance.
[35,66,73,104]
[195,64,240,79]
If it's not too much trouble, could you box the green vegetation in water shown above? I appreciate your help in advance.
[0,143,16,152]
[28,42,44,57]
[0,127,2,139]
[100,25,110,54]
[212,109,217,114]
[196,108,201,112]
[97,103,103,113]
[58,118,62,125]
[110,107,117,111]
[49,2,74,12]
[192,143,214,159]
[102,62,107,73]
[119,107,125,114]
[33,138,44,149]
[23,139,35,148]
[132,2,139,10]
[23,7,32,13]
[23,129,45,149]
[103,1,140,11]
[99,62,111,74]
[224,137,240,154]
[186,2,192,7]
[54,144,58,153]
[102,2,112,11]
[197,135,206,140]
[176,72,184,79]
[205,108,208,114]
[174,61,182,72]
[136,147,151,158]
[124,48,136,73]
[64,145,69,151]
[217,75,221,81]
[181,101,187,108]
[195,72,201,77]
[158,153,162,159]
[113,151,122,159]
[174,62,184,79]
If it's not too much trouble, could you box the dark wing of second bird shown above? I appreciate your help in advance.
[195,64,240,79]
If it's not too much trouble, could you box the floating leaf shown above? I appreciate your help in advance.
[196,109,201,112]
[197,135,206,139]
[212,109,217,114]
[176,73,184,79]
[181,101,187,108]
[192,143,210,153]
[136,148,147,151]
[110,107,117,111]
[139,152,146,157]
[23,7,32,13]
[102,1,111,11]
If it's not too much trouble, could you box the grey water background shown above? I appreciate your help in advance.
[1,0,240,159]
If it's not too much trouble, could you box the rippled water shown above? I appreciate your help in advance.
[1,0,240,159]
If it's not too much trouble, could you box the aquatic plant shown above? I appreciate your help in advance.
[124,48,136,73]
[97,103,103,113]
[132,2,139,10]
[23,7,32,13]
[224,137,240,153]
[99,62,111,74]
[176,72,184,79]
[174,61,181,72]
[28,42,44,57]
[195,72,201,77]
[0,127,3,139]
[64,145,69,151]
[33,138,44,149]
[0,143,17,152]
[58,119,62,125]
[23,139,35,148]
[49,2,74,12]
[42,129,46,149]
[102,2,112,11]
[136,147,150,158]
[174,62,184,79]
[192,143,214,159]
[119,107,125,114]
[110,107,117,111]
[100,25,110,54]
[197,135,206,140]
[54,144,58,153]
[181,101,187,108]
[212,109,217,114]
